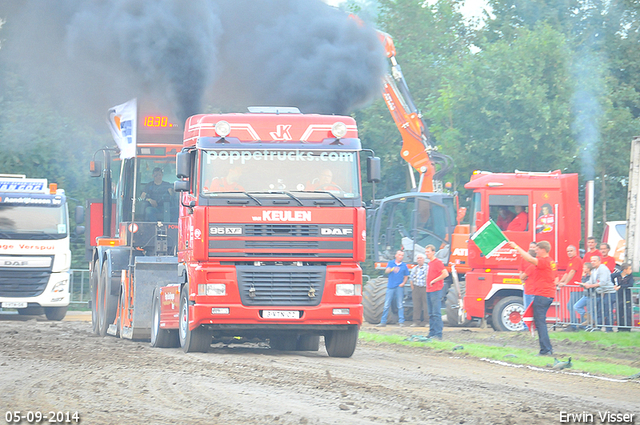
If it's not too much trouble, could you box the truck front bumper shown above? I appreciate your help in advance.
[0,271,70,308]
[189,303,363,331]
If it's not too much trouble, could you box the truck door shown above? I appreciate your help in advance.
[470,193,532,270]
[373,194,451,264]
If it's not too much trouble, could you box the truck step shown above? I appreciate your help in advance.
[106,324,118,336]
[120,326,133,339]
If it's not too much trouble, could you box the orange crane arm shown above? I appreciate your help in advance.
[376,30,437,192]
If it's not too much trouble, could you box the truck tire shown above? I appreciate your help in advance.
[491,296,525,332]
[363,276,387,324]
[98,265,118,337]
[445,280,472,327]
[179,284,211,353]
[44,306,67,321]
[90,260,100,335]
[363,277,410,324]
[296,334,320,351]
[150,290,179,348]
[269,333,298,351]
[324,325,358,358]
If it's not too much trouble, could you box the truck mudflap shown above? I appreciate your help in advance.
[121,256,179,340]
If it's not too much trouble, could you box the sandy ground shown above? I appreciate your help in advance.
[1,312,639,425]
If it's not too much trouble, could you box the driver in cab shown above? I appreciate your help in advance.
[307,169,341,192]
[139,167,173,221]
[208,166,244,192]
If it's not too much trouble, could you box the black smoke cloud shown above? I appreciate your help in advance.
[0,0,385,122]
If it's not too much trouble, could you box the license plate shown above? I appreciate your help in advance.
[262,310,300,319]
[2,302,28,309]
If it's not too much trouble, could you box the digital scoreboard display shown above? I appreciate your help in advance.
[143,116,175,128]
[138,111,182,144]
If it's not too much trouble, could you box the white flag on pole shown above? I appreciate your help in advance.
[107,98,138,159]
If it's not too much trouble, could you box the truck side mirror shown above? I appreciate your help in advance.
[475,211,485,229]
[174,180,190,192]
[176,151,191,178]
[75,205,85,224]
[367,156,381,183]
[90,161,102,178]
[75,225,85,236]
[457,207,467,225]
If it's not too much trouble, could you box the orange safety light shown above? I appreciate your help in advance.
[49,183,58,194]
[96,238,120,247]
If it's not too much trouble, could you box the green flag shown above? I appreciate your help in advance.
[470,219,508,257]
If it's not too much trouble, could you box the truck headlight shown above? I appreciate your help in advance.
[51,280,68,293]
[198,283,226,296]
[336,284,361,296]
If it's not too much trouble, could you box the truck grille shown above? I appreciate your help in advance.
[245,240,319,249]
[0,268,51,297]
[245,224,318,237]
[236,265,325,307]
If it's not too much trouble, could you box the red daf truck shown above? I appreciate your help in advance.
[460,170,581,330]
[150,109,374,356]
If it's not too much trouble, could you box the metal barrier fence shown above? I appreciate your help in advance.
[70,269,91,307]
[551,283,640,331]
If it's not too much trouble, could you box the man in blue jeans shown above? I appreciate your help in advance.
[425,245,449,339]
[509,240,557,355]
[581,255,614,331]
[376,250,409,327]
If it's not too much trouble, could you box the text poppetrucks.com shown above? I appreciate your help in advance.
[560,411,635,423]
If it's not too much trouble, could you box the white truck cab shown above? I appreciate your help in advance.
[0,175,71,320]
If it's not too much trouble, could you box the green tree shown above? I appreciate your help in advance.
[0,65,108,267]
[354,0,474,199]
[429,23,576,186]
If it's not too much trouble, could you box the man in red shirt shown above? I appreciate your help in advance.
[519,242,537,312]
[209,166,244,192]
[557,245,583,329]
[582,236,599,265]
[496,206,515,230]
[425,244,449,340]
[558,245,582,287]
[506,205,528,231]
[599,243,616,273]
[509,240,557,355]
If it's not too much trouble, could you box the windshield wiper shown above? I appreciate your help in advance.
[246,191,304,206]
[30,233,59,240]
[4,232,61,240]
[220,192,262,206]
[292,191,345,207]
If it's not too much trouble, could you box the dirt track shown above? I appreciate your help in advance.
[1,314,639,425]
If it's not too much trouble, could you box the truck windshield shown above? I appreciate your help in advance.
[0,204,68,239]
[200,150,360,199]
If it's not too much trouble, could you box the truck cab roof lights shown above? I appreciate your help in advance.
[49,183,58,194]
[196,137,362,150]
[331,122,348,139]
[215,121,231,138]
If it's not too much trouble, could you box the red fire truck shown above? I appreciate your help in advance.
[151,108,374,356]
[462,170,581,330]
